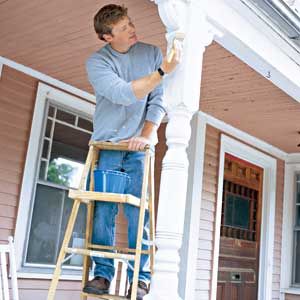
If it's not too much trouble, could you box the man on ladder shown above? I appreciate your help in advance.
[84,4,179,300]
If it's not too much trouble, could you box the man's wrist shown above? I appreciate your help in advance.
[157,67,165,77]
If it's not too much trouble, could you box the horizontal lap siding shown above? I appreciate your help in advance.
[195,125,220,300]
[195,125,285,300]
[0,65,37,244]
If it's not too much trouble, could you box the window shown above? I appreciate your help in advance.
[24,102,92,270]
[293,173,300,284]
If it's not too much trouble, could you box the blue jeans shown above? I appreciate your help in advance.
[91,150,151,284]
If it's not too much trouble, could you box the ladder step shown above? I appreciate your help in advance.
[82,292,127,300]
[88,243,151,255]
[65,248,135,261]
[69,190,148,209]
[89,141,150,152]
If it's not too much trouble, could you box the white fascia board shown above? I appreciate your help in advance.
[0,56,96,104]
[203,0,300,103]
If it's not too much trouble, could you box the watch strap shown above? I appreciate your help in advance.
[157,67,165,77]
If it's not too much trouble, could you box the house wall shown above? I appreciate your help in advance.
[0,64,167,298]
[0,65,37,243]
[286,295,300,300]
[195,125,285,300]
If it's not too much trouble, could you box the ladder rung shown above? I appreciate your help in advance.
[89,141,150,152]
[81,292,127,300]
[65,248,135,261]
[69,190,149,209]
[88,243,151,255]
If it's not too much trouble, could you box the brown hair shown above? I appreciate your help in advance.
[94,4,128,41]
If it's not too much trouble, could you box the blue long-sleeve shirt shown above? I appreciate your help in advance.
[86,41,166,142]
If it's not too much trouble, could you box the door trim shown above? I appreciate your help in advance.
[211,134,277,300]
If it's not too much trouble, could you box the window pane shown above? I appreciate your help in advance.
[46,122,90,188]
[297,177,300,203]
[225,193,250,229]
[26,184,64,264]
[59,195,87,266]
[26,184,87,266]
[47,158,84,189]
[296,206,300,227]
[295,231,300,283]
[78,117,93,132]
[56,109,76,125]
[42,139,49,159]
[48,105,55,117]
[45,119,52,138]
[39,160,47,180]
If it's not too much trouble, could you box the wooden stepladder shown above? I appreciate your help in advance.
[47,141,156,300]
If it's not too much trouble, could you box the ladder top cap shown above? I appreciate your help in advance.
[89,141,150,152]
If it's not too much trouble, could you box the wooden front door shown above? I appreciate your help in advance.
[217,154,263,300]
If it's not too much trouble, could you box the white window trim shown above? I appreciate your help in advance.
[14,82,95,280]
[280,161,300,299]
[210,134,277,300]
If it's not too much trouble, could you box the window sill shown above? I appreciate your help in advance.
[16,266,92,281]
[282,288,300,295]
[17,272,84,281]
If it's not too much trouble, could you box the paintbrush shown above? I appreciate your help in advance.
[167,32,185,63]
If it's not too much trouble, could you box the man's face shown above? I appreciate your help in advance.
[104,16,138,48]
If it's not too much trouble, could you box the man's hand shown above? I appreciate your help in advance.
[120,136,150,151]
[160,41,182,74]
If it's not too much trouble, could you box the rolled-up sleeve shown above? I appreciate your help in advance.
[86,55,138,106]
[145,47,166,125]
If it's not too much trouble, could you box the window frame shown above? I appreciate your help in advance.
[281,161,300,295]
[14,82,95,279]
[292,173,300,285]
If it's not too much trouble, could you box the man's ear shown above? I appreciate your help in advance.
[103,33,113,43]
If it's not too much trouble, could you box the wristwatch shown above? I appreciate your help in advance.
[157,67,165,77]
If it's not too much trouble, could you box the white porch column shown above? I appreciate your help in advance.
[145,1,219,299]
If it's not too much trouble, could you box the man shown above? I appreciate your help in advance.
[83,4,179,299]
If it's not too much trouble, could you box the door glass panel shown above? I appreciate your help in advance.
[224,193,250,229]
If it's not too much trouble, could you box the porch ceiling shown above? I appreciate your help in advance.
[0,0,299,154]
[200,42,300,154]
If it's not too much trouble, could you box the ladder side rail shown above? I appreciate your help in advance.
[130,149,151,300]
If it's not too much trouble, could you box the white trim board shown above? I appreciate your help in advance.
[0,56,95,103]
[179,113,207,300]
[14,82,95,276]
[280,163,300,298]
[211,134,277,300]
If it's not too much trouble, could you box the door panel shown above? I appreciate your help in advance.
[217,154,263,300]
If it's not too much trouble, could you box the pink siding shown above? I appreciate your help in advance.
[0,65,37,243]
[195,125,220,300]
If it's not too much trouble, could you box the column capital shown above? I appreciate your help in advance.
[151,0,222,111]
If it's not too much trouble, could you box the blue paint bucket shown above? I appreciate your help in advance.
[94,170,130,194]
